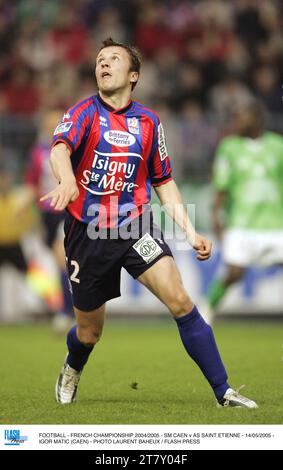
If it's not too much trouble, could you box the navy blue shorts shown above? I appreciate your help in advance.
[64,211,173,311]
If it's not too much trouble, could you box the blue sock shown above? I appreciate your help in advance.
[175,305,229,401]
[66,325,94,371]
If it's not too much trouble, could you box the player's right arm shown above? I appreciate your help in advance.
[40,98,92,210]
[40,143,79,211]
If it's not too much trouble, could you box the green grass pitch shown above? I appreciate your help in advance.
[1,319,282,424]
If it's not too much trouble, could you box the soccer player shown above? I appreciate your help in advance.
[205,100,283,322]
[41,38,257,408]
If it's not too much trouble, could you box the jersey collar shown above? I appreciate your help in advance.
[97,93,133,114]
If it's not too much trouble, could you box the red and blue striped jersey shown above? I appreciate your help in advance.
[52,94,173,227]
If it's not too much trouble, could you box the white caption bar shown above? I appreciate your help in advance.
[1,425,282,450]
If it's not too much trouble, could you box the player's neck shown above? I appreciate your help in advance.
[241,128,263,139]
[98,90,132,111]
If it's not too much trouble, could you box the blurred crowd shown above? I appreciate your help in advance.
[0,0,283,181]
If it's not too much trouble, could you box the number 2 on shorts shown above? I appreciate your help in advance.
[68,259,80,284]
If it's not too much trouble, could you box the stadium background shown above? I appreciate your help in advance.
[0,0,283,425]
[1,0,283,320]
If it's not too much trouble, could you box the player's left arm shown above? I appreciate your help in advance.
[154,179,212,260]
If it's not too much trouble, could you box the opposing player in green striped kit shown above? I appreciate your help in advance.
[205,100,283,323]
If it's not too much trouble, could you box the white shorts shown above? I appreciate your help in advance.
[222,228,283,267]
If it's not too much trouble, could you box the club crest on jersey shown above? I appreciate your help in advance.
[99,116,108,127]
[54,121,73,135]
[127,117,139,135]
[104,130,136,147]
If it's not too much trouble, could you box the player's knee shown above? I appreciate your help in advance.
[168,289,193,317]
[77,325,103,347]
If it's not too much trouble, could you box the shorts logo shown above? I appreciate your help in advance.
[127,117,139,135]
[133,233,163,264]
[104,130,136,147]
[54,122,73,135]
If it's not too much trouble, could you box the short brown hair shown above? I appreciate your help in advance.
[99,37,142,90]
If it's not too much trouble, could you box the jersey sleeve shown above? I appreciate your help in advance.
[52,102,90,154]
[149,119,173,187]
[213,139,233,191]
